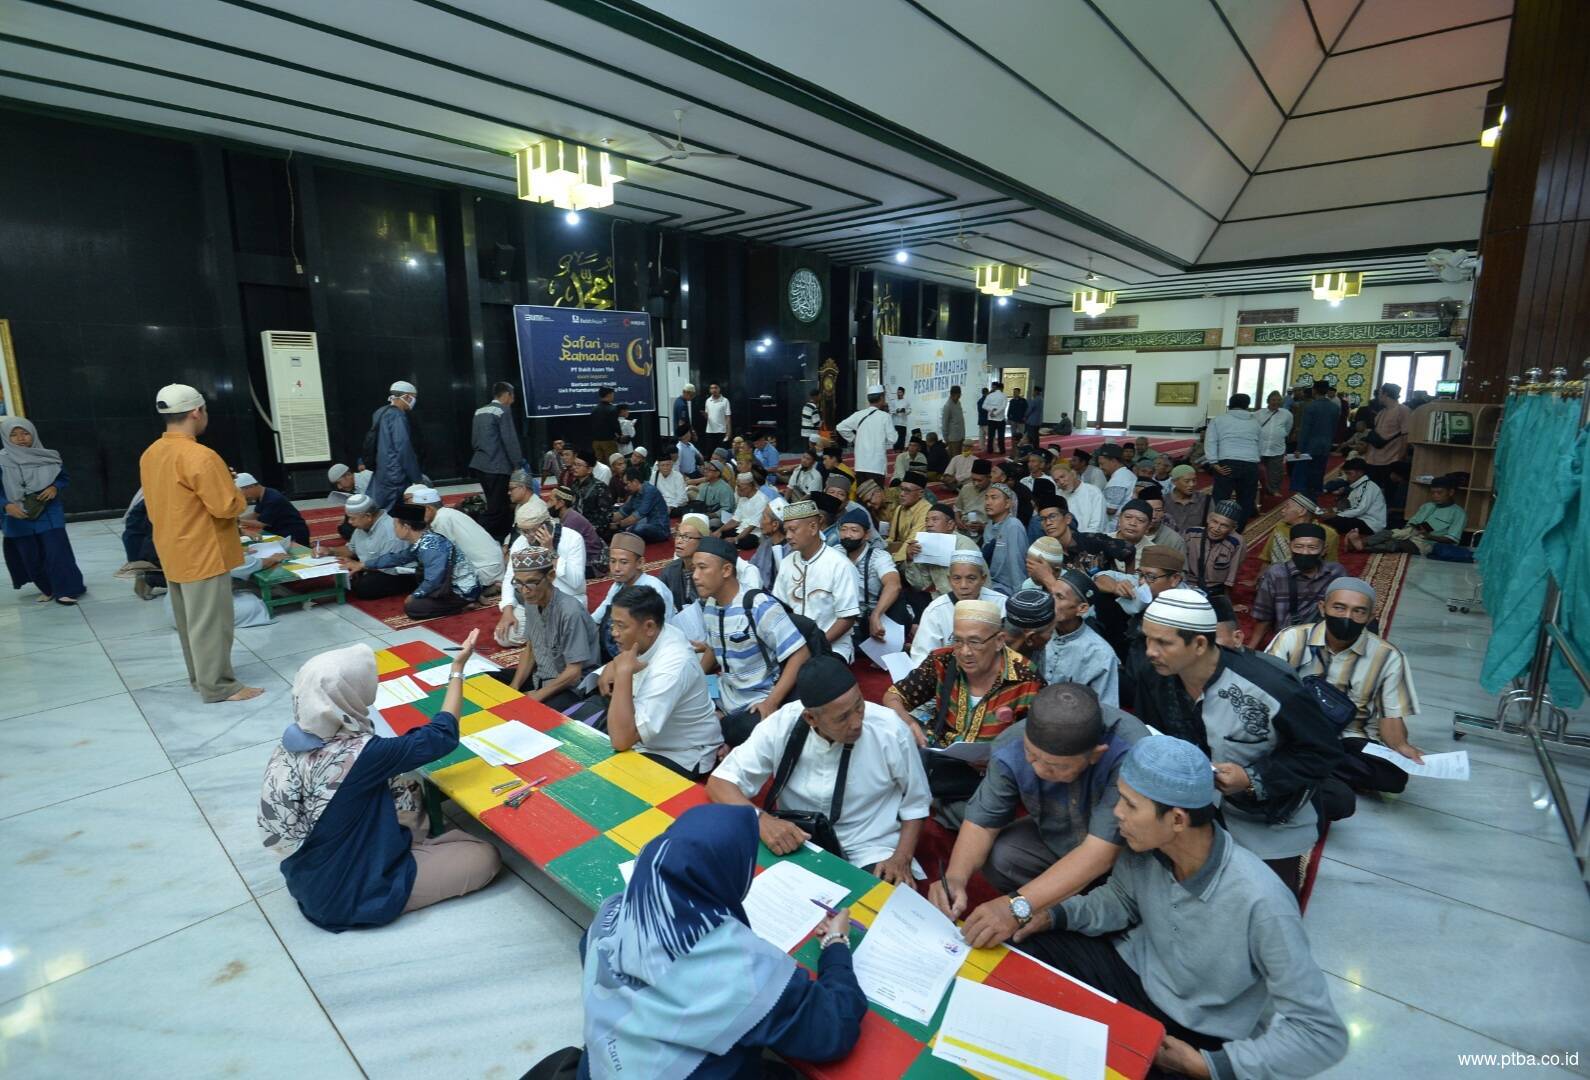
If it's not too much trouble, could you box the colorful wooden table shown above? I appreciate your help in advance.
[372,640,1163,1080]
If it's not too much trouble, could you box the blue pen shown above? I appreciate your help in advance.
[809,897,865,934]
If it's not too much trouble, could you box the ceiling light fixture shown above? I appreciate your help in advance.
[1071,289,1116,318]
[564,210,581,225]
[894,227,908,263]
[1310,270,1362,303]
[515,138,627,211]
[1085,256,1100,284]
[975,263,1028,296]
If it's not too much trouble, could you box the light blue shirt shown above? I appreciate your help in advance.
[676,440,703,476]
[753,444,781,472]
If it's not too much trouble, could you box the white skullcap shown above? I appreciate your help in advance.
[233,472,258,488]
[514,496,550,528]
[866,383,886,396]
[389,380,417,395]
[327,463,350,483]
[680,513,710,536]
[1144,587,1217,632]
[736,472,754,483]
[682,383,696,393]
[155,383,205,414]
[404,483,428,495]
[633,446,648,459]
[953,599,1002,626]
[949,550,988,568]
[408,486,442,506]
[344,493,375,515]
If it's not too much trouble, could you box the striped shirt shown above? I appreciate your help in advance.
[1266,621,1419,741]
[702,585,807,714]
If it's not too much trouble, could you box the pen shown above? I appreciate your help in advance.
[490,779,524,795]
[809,897,865,934]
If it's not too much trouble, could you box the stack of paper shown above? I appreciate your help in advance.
[412,654,500,687]
[858,617,906,672]
[459,721,561,767]
[373,675,426,710]
[246,541,287,559]
[853,884,967,1023]
[741,861,848,953]
[933,977,1107,1080]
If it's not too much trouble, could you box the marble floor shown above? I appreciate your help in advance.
[1,518,1586,1077]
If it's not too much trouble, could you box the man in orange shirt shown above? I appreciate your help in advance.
[139,384,263,703]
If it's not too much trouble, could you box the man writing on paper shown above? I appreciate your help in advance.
[1017,735,1348,1080]
[405,485,504,588]
[497,547,597,708]
[930,682,1146,948]
[339,493,417,601]
[235,472,310,547]
[708,656,930,883]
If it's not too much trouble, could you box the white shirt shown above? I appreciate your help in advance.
[713,701,931,870]
[1257,407,1294,457]
[836,405,891,477]
[617,623,721,774]
[501,527,585,610]
[910,587,1008,662]
[617,417,636,452]
[591,573,676,627]
[728,490,769,535]
[329,470,372,506]
[428,506,505,585]
[1337,475,1388,532]
[653,467,688,509]
[774,543,862,662]
[983,391,1007,421]
[704,395,732,434]
[1103,465,1137,517]
[1063,480,1108,534]
[1081,464,1107,490]
[787,464,825,497]
[943,454,976,485]
[890,399,911,426]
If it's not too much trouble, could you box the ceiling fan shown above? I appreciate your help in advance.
[948,212,988,250]
[646,109,739,164]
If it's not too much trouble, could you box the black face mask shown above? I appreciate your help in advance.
[1292,552,1322,573]
[839,536,867,553]
[1325,614,1366,645]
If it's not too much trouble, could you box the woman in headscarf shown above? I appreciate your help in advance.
[258,630,501,931]
[0,417,86,604]
[573,804,866,1079]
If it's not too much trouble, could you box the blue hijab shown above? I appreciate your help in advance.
[581,805,796,1080]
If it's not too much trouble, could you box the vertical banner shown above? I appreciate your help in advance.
[513,305,656,418]
[880,335,988,435]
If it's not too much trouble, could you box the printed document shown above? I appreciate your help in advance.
[741,861,848,953]
[933,977,1107,1080]
[853,883,966,1023]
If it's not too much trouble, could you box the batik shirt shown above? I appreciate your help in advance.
[891,647,1040,747]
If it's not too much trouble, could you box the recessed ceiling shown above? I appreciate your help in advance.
[0,0,1508,303]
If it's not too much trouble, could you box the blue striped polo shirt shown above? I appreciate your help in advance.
[703,586,807,713]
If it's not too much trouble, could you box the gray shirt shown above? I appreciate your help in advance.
[1057,826,1348,1080]
[1040,622,1120,706]
[347,511,411,575]
[469,400,523,476]
[940,399,966,442]
[965,709,1145,858]
[1205,410,1262,464]
[523,588,599,689]
[849,546,897,619]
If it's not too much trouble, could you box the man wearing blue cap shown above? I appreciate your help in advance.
[1016,735,1348,1080]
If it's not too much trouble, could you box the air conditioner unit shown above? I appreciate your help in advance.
[657,346,691,434]
[259,330,330,464]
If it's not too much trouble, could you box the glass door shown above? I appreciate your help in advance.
[1075,365,1130,429]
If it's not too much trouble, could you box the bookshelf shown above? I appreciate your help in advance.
[1406,401,1502,532]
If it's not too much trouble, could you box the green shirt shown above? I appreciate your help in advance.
[1409,500,1465,539]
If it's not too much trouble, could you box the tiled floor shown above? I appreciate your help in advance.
[1,519,1585,1077]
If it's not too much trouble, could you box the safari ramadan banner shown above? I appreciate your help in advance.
[512,305,656,418]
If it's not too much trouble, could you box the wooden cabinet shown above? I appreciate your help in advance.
[1406,402,1502,532]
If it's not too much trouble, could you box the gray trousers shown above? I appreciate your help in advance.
[169,571,242,702]
[981,818,1063,894]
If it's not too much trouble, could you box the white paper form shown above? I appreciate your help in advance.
[373,675,426,710]
[290,563,348,581]
[925,740,992,765]
[852,882,966,1023]
[912,532,956,567]
[858,617,905,671]
[1361,744,1470,780]
[246,541,287,559]
[459,721,562,767]
[870,651,918,684]
[412,654,500,687]
[740,860,848,953]
[933,977,1108,1080]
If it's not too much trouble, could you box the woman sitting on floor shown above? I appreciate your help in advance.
[0,417,87,605]
[258,631,501,932]
[555,803,866,1080]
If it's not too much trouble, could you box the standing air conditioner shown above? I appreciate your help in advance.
[259,331,331,464]
[658,346,690,435]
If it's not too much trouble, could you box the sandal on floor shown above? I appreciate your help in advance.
[56,596,80,606]
[35,595,54,603]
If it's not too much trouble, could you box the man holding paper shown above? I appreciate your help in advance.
[900,504,979,609]
[1018,736,1348,1080]
[930,683,1145,949]
[709,656,930,883]
[1266,577,1423,812]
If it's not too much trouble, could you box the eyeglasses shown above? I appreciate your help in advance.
[1137,571,1174,584]
[951,635,999,650]
[512,577,548,592]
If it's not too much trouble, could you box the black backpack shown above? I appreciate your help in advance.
[359,405,391,469]
[742,588,833,663]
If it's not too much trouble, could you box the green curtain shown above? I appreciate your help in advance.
[1539,419,1588,708]
[1478,393,1585,706]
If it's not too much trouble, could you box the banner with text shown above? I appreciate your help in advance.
[513,305,656,419]
[880,335,988,438]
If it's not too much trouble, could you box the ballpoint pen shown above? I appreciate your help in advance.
[809,897,866,934]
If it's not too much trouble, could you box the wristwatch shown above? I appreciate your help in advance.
[1008,894,1033,928]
